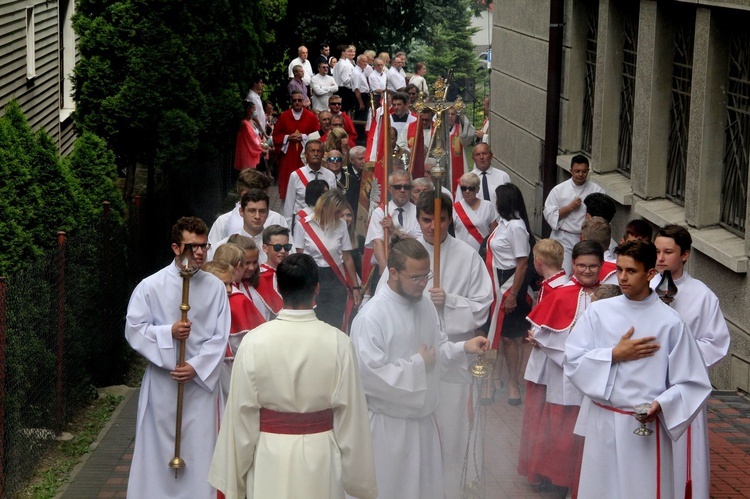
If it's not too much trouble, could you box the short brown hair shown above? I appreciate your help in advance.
[582,216,611,252]
[388,234,429,272]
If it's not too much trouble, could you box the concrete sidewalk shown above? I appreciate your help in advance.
[55,385,750,498]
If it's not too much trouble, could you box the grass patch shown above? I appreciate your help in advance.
[16,394,124,499]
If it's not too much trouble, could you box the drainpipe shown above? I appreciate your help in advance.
[541,0,565,237]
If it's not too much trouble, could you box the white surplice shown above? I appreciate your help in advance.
[543,179,604,273]
[209,309,377,499]
[651,272,730,499]
[564,291,711,499]
[351,284,474,499]
[208,203,287,251]
[125,263,230,499]
[420,236,493,496]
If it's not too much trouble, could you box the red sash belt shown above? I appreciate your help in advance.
[593,400,662,498]
[259,408,334,435]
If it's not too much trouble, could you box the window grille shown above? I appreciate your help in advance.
[617,8,638,176]
[581,5,598,154]
[721,31,750,235]
[666,19,694,204]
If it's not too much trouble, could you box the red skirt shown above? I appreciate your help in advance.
[527,401,584,497]
[518,381,547,482]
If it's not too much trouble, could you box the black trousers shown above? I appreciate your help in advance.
[316,266,347,330]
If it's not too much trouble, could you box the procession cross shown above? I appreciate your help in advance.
[412,76,464,288]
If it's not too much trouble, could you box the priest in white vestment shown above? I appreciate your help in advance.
[351,237,490,499]
[653,225,730,499]
[209,254,377,499]
[564,240,711,499]
[125,217,230,499]
[543,155,603,274]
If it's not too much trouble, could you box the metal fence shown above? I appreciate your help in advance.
[0,204,131,497]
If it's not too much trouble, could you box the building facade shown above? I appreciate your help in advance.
[1,0,77,154]
[491,0,750,390]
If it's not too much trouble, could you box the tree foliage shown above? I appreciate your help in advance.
[73,0,265,207]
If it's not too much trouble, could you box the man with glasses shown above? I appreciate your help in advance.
[543,154,604,274]
[351,236,489,499]
[125,216,230,498]
[414,192,493,497]
[311,60,339,112]
[273,90,319,202]
[365,170,422,274]
[328,95,358,147]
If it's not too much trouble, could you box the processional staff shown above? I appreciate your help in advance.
[412,76,465,286]
[382,83,391,260]
[169,252,197,476]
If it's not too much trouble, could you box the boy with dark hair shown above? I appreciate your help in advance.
[652,224,729,499]
[565,240,711,498]
[621,218,652,243]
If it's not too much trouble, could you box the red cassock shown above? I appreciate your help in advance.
[225,288,266,359]
[273,108,319,200]
[234,120,263,170]
[255,264,283,315]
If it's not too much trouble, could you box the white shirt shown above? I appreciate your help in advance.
[452,198,496,251]
[386,66,406,91]
[310,74,339,112]
[368,70,386,93]
[332,57,354,89]
[283,165,337,218]
[365,201,422,249]
[293,215,352,267]
[454,167,511,207]
[287,57,314,86]
[489,218,529,270]
[409,75,428,96]
[351,65,370,94]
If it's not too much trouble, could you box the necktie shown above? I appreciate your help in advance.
[313,170,320,180]
[481,171,490,201]
[396,207,404,226]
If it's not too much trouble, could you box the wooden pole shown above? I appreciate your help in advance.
[433,195,441,288]
[382,87,390,260]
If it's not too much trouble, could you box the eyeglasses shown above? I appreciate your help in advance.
[271,243,293,252]
[408,92,417,96]
[327,157,343,163]
[329,102,342,106]
[460,185,477,192]
[291,99,304,103]
[182,242,211,252]
[391,184,412,191]
[574,263,601,272]
[397,269,433,283]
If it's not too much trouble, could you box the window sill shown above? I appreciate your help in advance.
[556,154,633,206]
[635,198,749,273]
[59,108,74,123]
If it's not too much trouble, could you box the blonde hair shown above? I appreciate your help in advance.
[459,172,480,188]
[212,243,244,268]
[533,238,564,269]
[313,190,351,231]
[325,127,349,163]
[202,260,233,279]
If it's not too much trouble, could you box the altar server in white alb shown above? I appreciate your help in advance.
[543,154,603,274]
[125,217,230,499]
[564,240,711,499]
[653,225,730,499]
[413,192,493,496]
[351,236,490,499]
[209,254,377,499]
